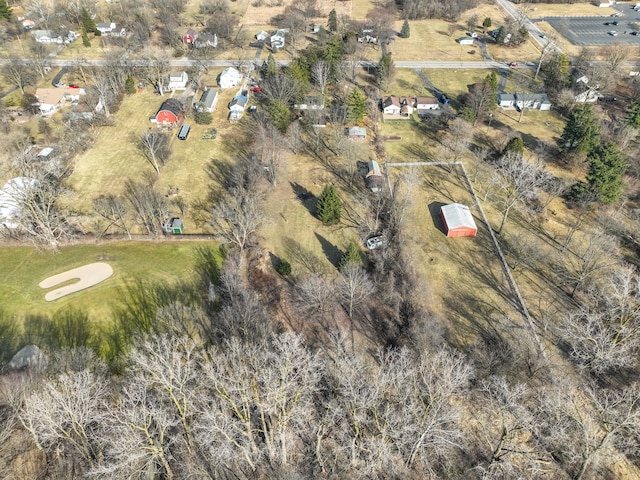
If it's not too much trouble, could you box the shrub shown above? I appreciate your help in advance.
[195,111,213,125]
[276,259,292,276]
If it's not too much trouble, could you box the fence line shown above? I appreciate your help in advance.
[385,160,548,363]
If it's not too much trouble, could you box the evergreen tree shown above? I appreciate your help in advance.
[276,259,292,276]
[82,28,91,48]
[459,106,476,124]
[80,7,96,34]
[323,35,343,80]
[541,53,571,93]
[484,71,498,109]
[268,99,292,133]
[482,17,492,31]
[558,104,600,155]
[399,20,410,38]
[125,76,136,94]
[0,0,12,20]
[376,53,394,90]
[585,142,628,204]
[504,136,524,155]
[346,87,368,123]
[339,243,361,270]
[316,185,342,225]
[265,53,278,78]
[626,100,640,129]
[328,8,338,32]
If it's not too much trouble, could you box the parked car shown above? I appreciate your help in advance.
[250,86,263,92]
[612,20,619,25]
[539,33,546,38]
[608,31,618,36]
[54,82,66,87]
[365,236,386,250]
[69,84,79,88]
[631,31,639,36]
[509,62,518,67]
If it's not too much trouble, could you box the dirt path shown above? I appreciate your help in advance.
[38,262,114,301]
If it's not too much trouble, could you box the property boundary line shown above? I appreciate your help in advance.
[385,161,548,362]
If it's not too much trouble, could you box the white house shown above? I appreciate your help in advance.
[219,67,242,89]
[457,36,475,45]
[498,93,516,108]
[0,177,40,229]
[229,94,248,122]
[575,89,601,103]
[96,22,125,36]
[168,71,188,90]
[381,96,401,115]
[196,88,219,112]
[270,28,289,50]
[498,92,551,110]
[194,33,217,48]
[32,30,78,44]
[415,97,440,110]
[36,87,86,115]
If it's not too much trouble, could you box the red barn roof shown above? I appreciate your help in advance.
[155,98,183,124]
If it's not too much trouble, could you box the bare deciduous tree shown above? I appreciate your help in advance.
[1,59,33,94]
[138,130,172,175]
[93,194,132,239]
[209,186,263,251]
[123,179,170,237]
[19,370,110,470]
[311,60,330,96]
[491,153,552,235]
[337,263,375,318]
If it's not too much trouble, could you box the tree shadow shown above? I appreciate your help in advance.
[315,232,342,268]
[290,181,317,216]
[428,201,448,235]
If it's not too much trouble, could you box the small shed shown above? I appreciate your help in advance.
[164,217,184,234]
[348,126,367,140]
[440,203,477,237]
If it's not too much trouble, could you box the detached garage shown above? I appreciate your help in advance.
[440,203,477,237]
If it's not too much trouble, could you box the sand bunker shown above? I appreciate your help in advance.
[39,263,114,302]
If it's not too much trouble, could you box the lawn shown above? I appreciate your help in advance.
[65,83,242,232]
[523,2,617,18]
[421,68,494,100]
[0,241,217,319]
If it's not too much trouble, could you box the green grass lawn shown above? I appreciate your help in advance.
[0,241,217,320]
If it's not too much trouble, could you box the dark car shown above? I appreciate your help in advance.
[612,20,619,25]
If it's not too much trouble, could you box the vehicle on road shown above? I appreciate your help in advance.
[631,31,639,35]
[365,236,386,250]
[612,20,619,25]
[69,84,79,88]
[539,33,546,38]
[54,83,66,87]
[608,31,618,36]
[509,62,518,67]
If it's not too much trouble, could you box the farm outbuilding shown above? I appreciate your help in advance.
[440,203,477,237]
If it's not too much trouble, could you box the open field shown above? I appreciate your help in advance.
[0,241,216,319]
[524,2,617,18]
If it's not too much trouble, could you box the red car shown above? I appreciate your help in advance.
[250,86,263,92]
[509,62,518,67]
[69,84,80,88]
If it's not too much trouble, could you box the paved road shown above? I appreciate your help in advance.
[494,0,562,53]
[0,57,513,69]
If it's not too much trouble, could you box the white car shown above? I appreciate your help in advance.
[365,236,385,250]
[608,31,618,36]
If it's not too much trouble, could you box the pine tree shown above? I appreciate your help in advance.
[125,76,136,94]
[504,136,524,155]
[399,20,410,38]
[585,142,628,204]
[626,100,640,129]
[265,53,278,78]
[82,28,91,48]
[0,0,12,21]
[339,243,361,270]
[376,53,394,90]
[328,8,338,32]
[558,104,600,155]
[482,17,492,32]
[80,7,96,34]
[316,185,342,225]
[346,87,368,123]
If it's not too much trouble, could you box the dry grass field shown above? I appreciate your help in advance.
[64,78,250,230]
[523,2,617,17]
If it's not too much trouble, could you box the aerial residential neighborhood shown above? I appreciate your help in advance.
[1,0,640,477]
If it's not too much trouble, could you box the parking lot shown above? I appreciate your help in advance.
[544,5,640,45]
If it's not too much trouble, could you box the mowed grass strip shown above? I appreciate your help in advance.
[0,241,217,319]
